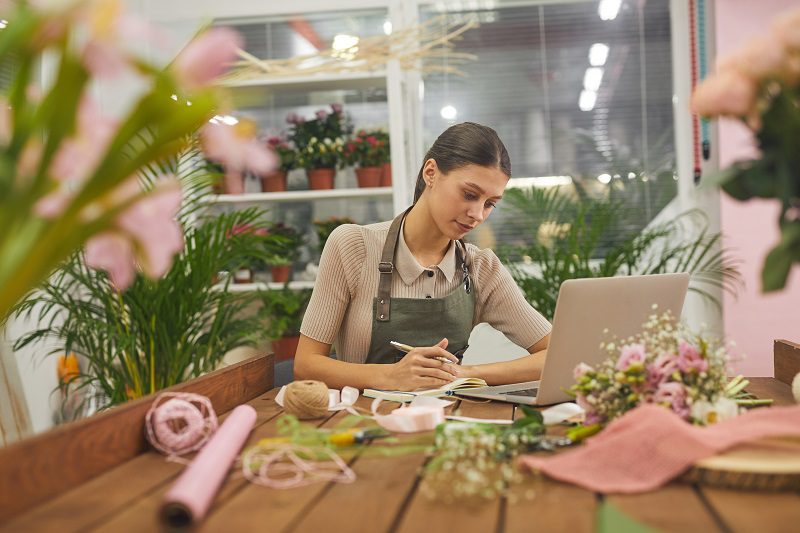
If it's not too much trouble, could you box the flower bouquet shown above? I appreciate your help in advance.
[343,129,390,188]
[568,310,769,441]
[0,0,274,321]
[288,105,350,189]
[691,8,800,291]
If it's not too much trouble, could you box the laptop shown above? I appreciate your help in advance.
[455,273,690,405]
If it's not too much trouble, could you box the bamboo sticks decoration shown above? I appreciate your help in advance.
[222,15,480,82]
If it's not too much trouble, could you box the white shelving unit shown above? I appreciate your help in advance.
[218,281,316,293]
[211,187,392,204]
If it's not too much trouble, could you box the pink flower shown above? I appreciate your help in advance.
[677,340,708,374]
[85,232,137,289]
[171,27,242,91]
[646,352,678,390]
[719,35,786,81]
[36,94,119,219]
[615,343,646,371]
[315,110,328,121]
[653,381,689,419]
[773,8,800,52]
[331,103,343,115]
[84,178,184,289]
[573,362,593,380]
[201,122,277,178]
[691,69,757,118]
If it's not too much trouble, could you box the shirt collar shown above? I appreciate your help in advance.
[395,219,457,285]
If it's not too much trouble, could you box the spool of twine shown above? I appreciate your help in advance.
[145,392,219,456]
[282,380,330,419]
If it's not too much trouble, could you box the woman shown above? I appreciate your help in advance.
[295,122,551,391]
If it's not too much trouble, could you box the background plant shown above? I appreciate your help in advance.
[265,135,298,172]
[343,129,390,167]
[256,287,313,340]
[260,222,305,269]
[499,187,741,320]
[314,217,356,253]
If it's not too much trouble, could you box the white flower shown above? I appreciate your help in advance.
[691,397,739,425]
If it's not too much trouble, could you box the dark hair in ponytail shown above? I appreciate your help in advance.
[413,122,511,203]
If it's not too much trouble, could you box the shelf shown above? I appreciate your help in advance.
[221,70,387,92]
[218,281,316,293]
[210,187,393,204]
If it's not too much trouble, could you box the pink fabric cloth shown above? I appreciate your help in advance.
[518,404,800,493]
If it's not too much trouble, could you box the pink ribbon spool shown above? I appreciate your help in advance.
[145,392,219,457]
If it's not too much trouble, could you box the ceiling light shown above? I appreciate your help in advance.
[589,43,609,66]
[383,20,392,35]
[440,105,457,120]
[579,90,597,111]
[583,67,604,92]
[597,173,612,184]
[507,176,573,189]
[209,115,239,126]
[598,0,622,21]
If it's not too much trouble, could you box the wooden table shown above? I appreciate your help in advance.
[1,356,798,532]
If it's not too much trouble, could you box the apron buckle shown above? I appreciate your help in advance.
[378,261,394,274]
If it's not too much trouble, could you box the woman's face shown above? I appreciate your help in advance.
[423,161,508,240]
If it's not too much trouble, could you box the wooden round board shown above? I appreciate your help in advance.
[684,437,800,491]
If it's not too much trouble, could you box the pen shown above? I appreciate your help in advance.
[389,340,461,364]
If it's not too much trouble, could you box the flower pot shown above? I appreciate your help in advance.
[381,162,392,187]
[307,168,335,190]
[272,335,300,361]
[260,170,288,192]
[233,268,252,284]
[355,166,383,188]
[271,265,290,283]
[223,173,245,194]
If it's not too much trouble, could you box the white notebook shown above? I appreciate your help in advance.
[363,377,488,403]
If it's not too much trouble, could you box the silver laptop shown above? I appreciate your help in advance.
[455,273,690,405]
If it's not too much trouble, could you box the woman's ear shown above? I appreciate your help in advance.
[423,159,438,186]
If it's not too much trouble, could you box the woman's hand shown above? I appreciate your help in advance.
[382,338,459,391]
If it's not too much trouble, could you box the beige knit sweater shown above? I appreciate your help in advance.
[300,221,552,363]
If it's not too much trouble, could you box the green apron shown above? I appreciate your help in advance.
[365,209,476,364]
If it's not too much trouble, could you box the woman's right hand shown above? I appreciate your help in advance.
[382,338,460,391]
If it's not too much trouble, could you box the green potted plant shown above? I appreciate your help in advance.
[256,287,313,361]
[344,129,390,188]
[263,222,305,283]
[313,217,356,254]
[263,135,297,192]
[288,104,350,190]
[374,129,392,186]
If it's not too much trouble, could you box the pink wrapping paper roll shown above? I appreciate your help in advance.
[160,404,257,528]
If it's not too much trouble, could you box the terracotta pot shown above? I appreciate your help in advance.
[260,170,288,192]
[355,166,382,188]
[272,335,300,361]
[223,173,245,194]
[271,265,290,283]
[307,168,335,190]
[233,268,252,284]
[381,162,392,187]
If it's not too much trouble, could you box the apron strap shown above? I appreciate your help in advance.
[376,208,471,322]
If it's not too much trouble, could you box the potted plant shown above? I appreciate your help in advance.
[374,129,392,187]
[263,135,297,192]
[225,223,272,283]
[288,104,350,190]
[344,129,390,188]
[263,222,305,283]
[256,287,313,361]
[313,217,356,254]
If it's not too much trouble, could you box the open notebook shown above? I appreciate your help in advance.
[363,377,488,403]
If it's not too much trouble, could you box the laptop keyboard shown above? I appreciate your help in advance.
[499,388,539,397]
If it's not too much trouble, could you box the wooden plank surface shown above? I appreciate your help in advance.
[394,401,514,533]
[505,475,595,533]
[774,339,800,386]
[0,353,273,522]
[700,488,800,533]
[745,377,794,406]
[2,390,283,533]
[607,486,721,532]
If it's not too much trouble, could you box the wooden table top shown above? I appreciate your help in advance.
[2,377,799,533]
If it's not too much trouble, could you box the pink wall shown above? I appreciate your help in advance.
[716,0,800,377]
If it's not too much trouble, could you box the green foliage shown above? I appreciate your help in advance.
[265,135,298,172]
[256,286,313,339]
[263,222,305,267]
[12,208,273,408]
[711,84,800,291]
[288,105,351,169]
[499,187,741,321]
[313,217,356,253]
